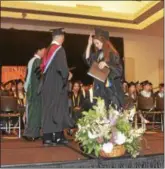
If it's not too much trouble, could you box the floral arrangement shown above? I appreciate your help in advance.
[75,98,145,158]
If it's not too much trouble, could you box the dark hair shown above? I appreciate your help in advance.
[159,83,164,88]
[72,81,81,94]
[94,35,119,62]
[16,81,25,101]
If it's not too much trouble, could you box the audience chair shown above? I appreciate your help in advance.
[0,96,21,138]
[137,96,155,130]
[155,96,164,131]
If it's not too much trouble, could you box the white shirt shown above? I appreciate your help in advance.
[158,92,164,98]
[51,40,60,45]
[89,88,94,103]
[140,90,151,98]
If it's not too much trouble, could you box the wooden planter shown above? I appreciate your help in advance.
[99,145,126,158]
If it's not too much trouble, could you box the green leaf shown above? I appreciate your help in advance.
[87,144,94,154]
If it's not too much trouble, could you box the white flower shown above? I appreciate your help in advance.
[129,128,145,137]
[77,124,81,129]
[113,110,120,116]
[88,131,98,139]
[113,131,126,145]
[102,142,114,153]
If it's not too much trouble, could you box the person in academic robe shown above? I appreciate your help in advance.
[135,81,142,95]
[11,79,26,135]
[40,28,74,146]
[83,28,124,110]
[71,81,84,122]
[154,83,164,98]
[139,80,154,98]
[23,45,46,141]
[138,80,154,124]
[125,82,137,102]
[124,82,137,121]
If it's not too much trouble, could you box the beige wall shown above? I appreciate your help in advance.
[121,34,164,87]
[1,22,164,87]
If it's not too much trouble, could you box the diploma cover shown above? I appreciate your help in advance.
[87,61,110,82]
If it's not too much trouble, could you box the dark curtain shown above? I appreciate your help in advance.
[0,28,124,84]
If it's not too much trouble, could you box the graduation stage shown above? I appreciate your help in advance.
[1,132,164,168]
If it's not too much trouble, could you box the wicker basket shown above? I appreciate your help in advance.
[99,145,126,158]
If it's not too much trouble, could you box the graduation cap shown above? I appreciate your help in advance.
[135,81,140,85]
[159,83,164,88]
[142,80,150,87]
[140,81,144,86]
[149,82,152,86]
[128,82,136,88]
[94,27,109,40]
[50,28,65,37]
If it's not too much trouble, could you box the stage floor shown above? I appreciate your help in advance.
[1,132,164,167]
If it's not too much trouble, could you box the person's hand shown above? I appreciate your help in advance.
[74,107,81,111]
[88,33,93,46]
[68,72,73,81]
[98,61,108,69]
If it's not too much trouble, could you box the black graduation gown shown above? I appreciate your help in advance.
[84,50,124,109]
[41,47,74,134]
[71,92,84,122]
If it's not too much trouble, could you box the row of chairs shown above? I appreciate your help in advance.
[0,96,21,138]
[0,95,164,138]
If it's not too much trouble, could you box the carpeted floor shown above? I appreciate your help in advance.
[1,132,164,166]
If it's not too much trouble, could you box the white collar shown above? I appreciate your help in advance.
[51,40,60,45]
[34,54,41,59]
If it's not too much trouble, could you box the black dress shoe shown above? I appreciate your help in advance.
[52,137,68,145]
[61,137,69,144]
[55,137,69,144]
[43,140,53,147]
[23,136,35,141]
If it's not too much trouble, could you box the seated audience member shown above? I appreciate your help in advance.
[71,81,84,123]
[12,79,26,135]
[67,81,84,136]
[155,83,164,98]
[0,82,11,96]
[124,82,137,121]
[16,80,26,106]
[140,80,153,98]
[10,81,17,97]
[81,84,94,111]
[0,83,8,96]
[139,80,154,124]
[125,82,137,101]
[135,81,142,94]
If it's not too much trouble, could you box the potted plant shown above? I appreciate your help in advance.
[75,98,145,158]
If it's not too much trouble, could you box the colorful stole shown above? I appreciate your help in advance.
[41,44,61,73]
[72,94,80,107]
